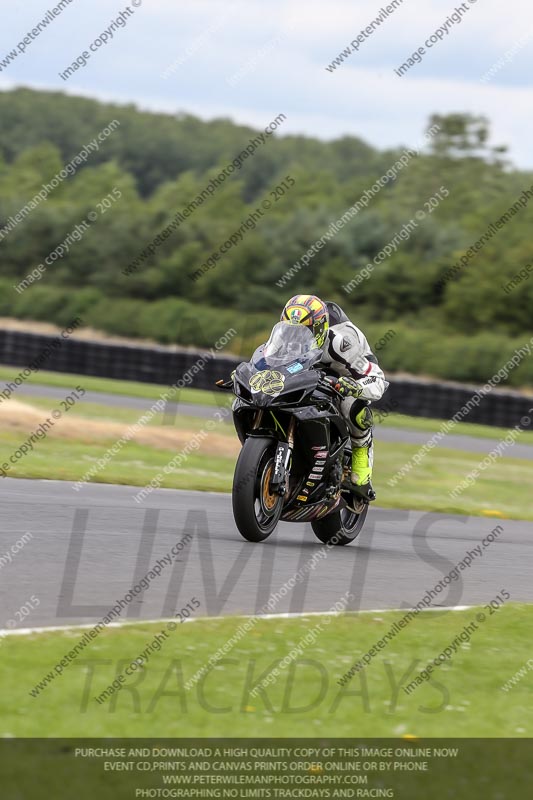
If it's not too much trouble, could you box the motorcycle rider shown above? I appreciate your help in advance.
[280,294,387,500]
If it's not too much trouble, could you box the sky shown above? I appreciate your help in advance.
[1,0,532,167]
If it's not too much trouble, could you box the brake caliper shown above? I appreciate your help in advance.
[270,442,291,495]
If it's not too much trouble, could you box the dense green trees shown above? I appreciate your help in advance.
[0,89,532,385]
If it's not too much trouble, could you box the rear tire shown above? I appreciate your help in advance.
[311,502,368,546]
[232,437,284,542]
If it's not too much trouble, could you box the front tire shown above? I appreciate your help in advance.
[232,437,284,542]
[311,501,368,546]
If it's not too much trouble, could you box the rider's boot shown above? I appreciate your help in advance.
[351,442,376,501]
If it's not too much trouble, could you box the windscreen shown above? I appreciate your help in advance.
[252,322,322,369]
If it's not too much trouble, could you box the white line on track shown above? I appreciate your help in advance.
[0,605,475,637]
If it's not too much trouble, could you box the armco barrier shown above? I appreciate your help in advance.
[0,328,531,428]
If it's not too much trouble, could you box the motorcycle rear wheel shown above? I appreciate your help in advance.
[311,501,368,546]
[232,437,284,542]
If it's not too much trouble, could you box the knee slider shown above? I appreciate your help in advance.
[351,404,373,431]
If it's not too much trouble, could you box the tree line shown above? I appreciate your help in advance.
[0,88,532,386]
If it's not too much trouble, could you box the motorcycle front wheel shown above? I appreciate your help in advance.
[232,437,284,542]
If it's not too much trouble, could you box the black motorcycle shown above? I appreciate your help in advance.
[218,322,370,546]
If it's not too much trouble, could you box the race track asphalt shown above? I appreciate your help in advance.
[1,479,531,631]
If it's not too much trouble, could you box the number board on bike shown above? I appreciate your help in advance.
[249,370,286,396]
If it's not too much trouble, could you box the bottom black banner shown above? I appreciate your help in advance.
[1,738,530,799]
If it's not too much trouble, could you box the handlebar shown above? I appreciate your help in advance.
[215,378,234,391]
[318,375,343,397]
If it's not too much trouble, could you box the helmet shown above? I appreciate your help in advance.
[280,294,329,348]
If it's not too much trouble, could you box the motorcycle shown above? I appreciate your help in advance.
[217,322,370,546]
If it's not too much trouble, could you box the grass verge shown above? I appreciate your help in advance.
[0,397,531,517]
[2,364,533,444]
[3,604,531,737]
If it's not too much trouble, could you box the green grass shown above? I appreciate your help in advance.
[2,369,532,518]
[0,410,533,520]
[377,441,531,519]
[3,363,533,444]
[0,421,530,517]
[3,604,532,737]
[0,431,234,492]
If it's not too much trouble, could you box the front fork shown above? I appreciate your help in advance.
[269,417,295,496]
